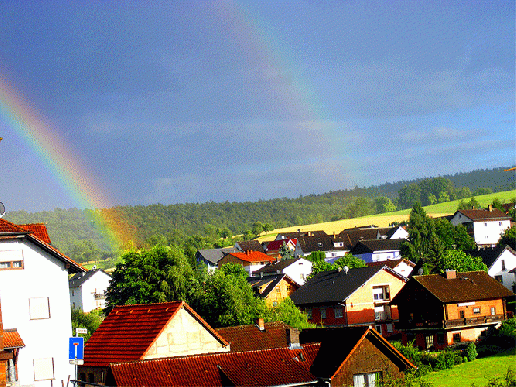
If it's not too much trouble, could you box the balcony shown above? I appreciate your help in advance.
[396,314,504,330]
[94,293,105,300]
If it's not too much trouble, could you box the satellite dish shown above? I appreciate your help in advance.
[0,202,5,218]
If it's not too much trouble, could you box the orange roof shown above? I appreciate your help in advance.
[110,344,320,387]
[3,329,24,349]
[224,250,276,263]
[83,301,228,367]
[0,219,85,273]
[216,321,294,352]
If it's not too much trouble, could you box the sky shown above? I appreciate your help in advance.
[0,0,514,213]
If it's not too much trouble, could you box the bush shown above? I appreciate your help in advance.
[466,341,478,361]
[477,318,516,356]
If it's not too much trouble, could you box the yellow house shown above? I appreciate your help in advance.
[247,274,299,307]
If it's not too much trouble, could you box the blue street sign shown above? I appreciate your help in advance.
[68,337,84,360]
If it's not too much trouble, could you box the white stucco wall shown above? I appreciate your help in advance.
[70,271,111,313]
[0,239,75,387]
[487,248,516,291]
[283,258,313,285]
[472,220,511,246]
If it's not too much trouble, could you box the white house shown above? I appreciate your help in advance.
[253,257,313,285]
[349,239,404,263]
[0,219,86,387]
[466,245,516,292]
[69,269,111,312]
[450,207,512,246]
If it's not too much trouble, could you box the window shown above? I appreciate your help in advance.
[473,307,481,314]
[306,308,312,319]
[491,307,496,316]
[29,297,50,320]
[372,286,390,302]
[426,335,434,349]
[374,324,382,335]
[0,250,24,270]
[320,308,326,319]
[375,305,391,321]
[33,358,54,381]
[453,333,461,343]
[386,323,393,333]
[502,260,506,271]
[495,275,503,283]
[499,222,502,226]
[334,307,343,319]
[353,372,382,387]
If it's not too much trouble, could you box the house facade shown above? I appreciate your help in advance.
[466,245,516,291]
[80,301,229,385]
[69,269,112,312]
[253,257,313,285]
[391,270,514,350]
[0,219,85,387]
[450,207,512,246]
[247,273,299,307]
[350,239,404,263]
[291,266,407,337]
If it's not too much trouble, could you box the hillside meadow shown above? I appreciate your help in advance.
[259,190,515,242]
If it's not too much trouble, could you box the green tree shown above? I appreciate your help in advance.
[196,263,266,327]
[400,203,445,269]
[398,183,422,209]
[374,197,397,214]
[104,245,200,313]
[251,222,264,236]
[436,250,487,273]
[438,190,450,203]
[433,219,475,251]
[278,242,293,260]
[264,298,314,330]
[333,253,367,269]
[306,250,326,262]
[498,226,516,250]
[71,308,104,341]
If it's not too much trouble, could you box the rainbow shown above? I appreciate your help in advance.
[0,75,135,250]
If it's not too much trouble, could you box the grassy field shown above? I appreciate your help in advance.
[259,190,515,241]
[420,348,516,387]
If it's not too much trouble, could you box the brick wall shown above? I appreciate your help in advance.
[446,299,505,320]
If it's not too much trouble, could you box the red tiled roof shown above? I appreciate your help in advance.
[265,239,297,251]
[0,219,85,273]
[216,321,294,352]
[3,329,24,349]
[110,344,321,387]
[19,223,52,244]
[83,301,228,367]
[225,251,276,263]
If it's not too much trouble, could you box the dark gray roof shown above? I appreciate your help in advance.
[465,245,516,269]
[297,235,333,254]
[235,240,265,253]
[196,247,237,265]
[290,266,387,306]
[350,239,404,254]
[69,269,110,288]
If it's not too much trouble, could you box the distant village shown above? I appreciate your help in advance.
[0,203,515,387]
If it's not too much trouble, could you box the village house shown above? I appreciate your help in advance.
[217,250,277,275]
[465,245,516,291]
[366,258,416,278]
[391,270,514,350]
[0,219,86,386]
[69,268,112,312]
[302,326,415,386]
[216,319,301,352]
[253,257,313,285]
[247,273,299,307]
[449,206,512,246]
[195,247,237,272]
[263,238,301,258]
[80,301,229,385]
[290,266,407,337]
[350,239,404,263]
[234,239,265,253]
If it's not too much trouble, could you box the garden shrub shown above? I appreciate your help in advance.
[466,341,478,361]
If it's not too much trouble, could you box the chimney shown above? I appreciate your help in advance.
[256,318,265,331]
[445,269,456,280]
[488,204,493,212]
[287,328,301,349]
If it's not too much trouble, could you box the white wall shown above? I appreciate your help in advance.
[283,258,313,285]
[472,220,511,246]
[487,248,516,291]
[0,239,75,387]
[70,271,111,313]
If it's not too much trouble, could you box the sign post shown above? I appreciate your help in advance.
[69,336,85,385]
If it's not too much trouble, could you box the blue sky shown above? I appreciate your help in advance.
[0,1,514,212]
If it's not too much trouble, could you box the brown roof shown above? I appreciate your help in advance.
[216,321,296,352]
[456,208,511,221]
[83,301,228,367]
[366,258,415,269]
[2,329,24,349]
[408,271,514,303]
[235,240,265,253]
[110,344,320,387]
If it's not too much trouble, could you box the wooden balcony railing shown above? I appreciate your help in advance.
[395,314,504,330]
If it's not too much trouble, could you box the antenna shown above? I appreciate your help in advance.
[0,202,5,218]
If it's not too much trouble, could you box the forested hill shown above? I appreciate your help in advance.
[4,166,515,262]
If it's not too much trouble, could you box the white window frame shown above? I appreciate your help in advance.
[29,297,51,320]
